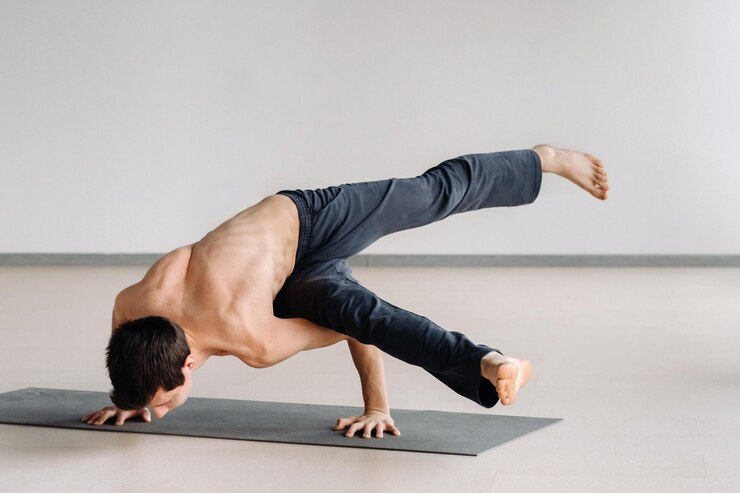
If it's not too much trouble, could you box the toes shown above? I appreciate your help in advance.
[593,169,609,181]
[591,168,609,190]
[496,380,509,400]
[593,184,608,199]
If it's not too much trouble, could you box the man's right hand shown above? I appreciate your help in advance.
[81,405,151,426]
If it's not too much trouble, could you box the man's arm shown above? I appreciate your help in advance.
[346,339,389,413]
[111,288,131,330]
[262,315,400,438]
[260,316,350,366]
[262,315,389,408]
[334,339,401,438]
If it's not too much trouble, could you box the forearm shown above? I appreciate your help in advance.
[347,338,390,413]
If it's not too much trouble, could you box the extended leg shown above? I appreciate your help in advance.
[273,260,503,408]
[277,148,542,263]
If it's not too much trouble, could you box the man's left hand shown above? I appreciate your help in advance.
[334,409,401,438]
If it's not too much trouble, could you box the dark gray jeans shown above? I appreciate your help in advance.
[274,149,542,408]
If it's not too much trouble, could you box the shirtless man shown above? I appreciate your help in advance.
[82,144,609,439]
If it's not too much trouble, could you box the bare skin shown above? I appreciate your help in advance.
[479,144,610,405]
[87,195,395,435]
[83,144,609,430]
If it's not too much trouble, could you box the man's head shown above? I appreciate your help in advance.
[106,315,193,416]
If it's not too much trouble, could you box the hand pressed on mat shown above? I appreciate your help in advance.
[334,409,401,438]
[82,405,151,426]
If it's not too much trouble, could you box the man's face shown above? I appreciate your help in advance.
[149,355,194,418]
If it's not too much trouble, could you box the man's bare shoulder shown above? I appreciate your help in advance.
[145,245,194,278]
[113,246,193,318]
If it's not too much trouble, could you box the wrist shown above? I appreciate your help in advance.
[364,407,390,415]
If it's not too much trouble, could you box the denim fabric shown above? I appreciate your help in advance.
[274,149,542,408]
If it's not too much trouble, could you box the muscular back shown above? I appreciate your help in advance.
[113,194,344,366]
[187,194,300,307]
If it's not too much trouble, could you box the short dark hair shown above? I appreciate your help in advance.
[106,316,190,410]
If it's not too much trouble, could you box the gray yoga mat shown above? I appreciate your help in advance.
[0,388,561,456]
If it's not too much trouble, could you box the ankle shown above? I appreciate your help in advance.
[480,350,503,376]
[533,144,557,173]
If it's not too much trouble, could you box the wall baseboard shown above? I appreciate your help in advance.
[1,253,739,267]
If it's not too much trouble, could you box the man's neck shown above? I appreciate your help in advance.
[183,329,212,370]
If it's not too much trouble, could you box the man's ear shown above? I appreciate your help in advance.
[183,354,195,369]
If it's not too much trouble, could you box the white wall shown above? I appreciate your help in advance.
[1,0,738,255]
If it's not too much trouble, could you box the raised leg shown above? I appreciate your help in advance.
[277,148,542,263]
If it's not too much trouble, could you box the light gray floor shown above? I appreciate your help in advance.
[1,266,738,492]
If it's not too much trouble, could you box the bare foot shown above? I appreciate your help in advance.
[480,352,532,406]
[533,144,610,200]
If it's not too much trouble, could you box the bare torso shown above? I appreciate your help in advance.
[113,194,319,367]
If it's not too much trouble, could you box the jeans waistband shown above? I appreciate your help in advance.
[276,190,311,265]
